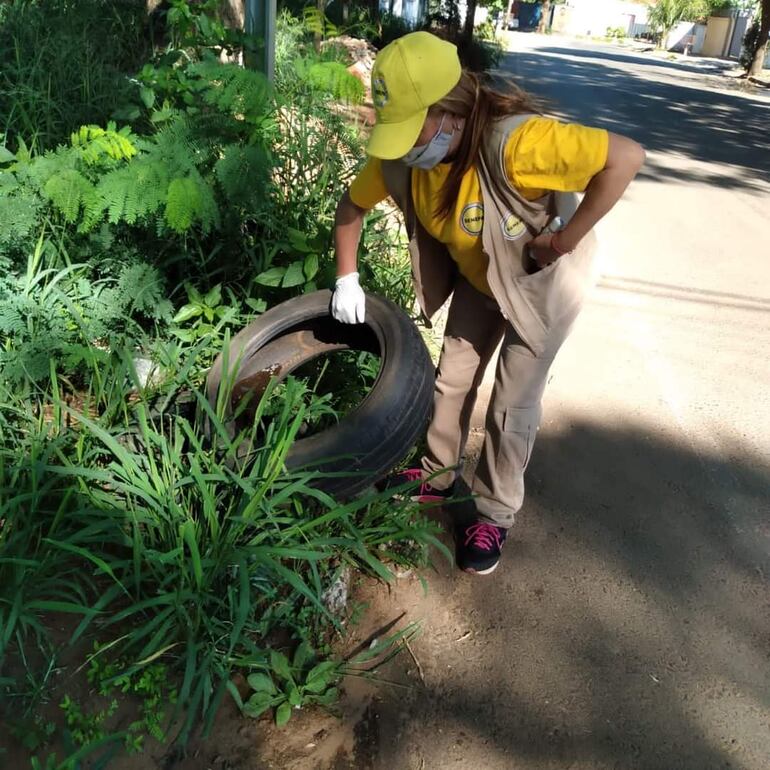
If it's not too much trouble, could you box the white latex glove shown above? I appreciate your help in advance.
[331,272,366,324]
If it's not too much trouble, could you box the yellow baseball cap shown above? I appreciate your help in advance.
[367,31,462,160]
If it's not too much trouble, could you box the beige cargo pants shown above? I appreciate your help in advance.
[421,276,575,528]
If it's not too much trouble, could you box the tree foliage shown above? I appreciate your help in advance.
[649,0,736,43]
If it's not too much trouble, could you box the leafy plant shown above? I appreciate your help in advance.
[648,0,732,45]
[0,231,170,386]
[293,58,365,103]
[170,283,242,345]
[0,0,150,152]
[0,391,115,671]
[605,26,627,40]
[85,646,177,751]
[242,643,340,726]
[26,364,447,741]
[0,5,438,753]
[60,694,118,747]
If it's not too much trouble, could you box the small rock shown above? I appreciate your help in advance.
[321,566,350,615]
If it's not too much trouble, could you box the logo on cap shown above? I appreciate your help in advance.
[372,76,389,109]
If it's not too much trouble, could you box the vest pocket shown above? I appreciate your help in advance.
[513,255,587,340]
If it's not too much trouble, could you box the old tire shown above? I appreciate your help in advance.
[205,290,434,498]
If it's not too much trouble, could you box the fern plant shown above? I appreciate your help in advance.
[0,232,171,385]
[293,59,365,104]
[2,102,270,238]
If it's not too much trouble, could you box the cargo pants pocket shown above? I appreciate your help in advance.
[502,405,542,473]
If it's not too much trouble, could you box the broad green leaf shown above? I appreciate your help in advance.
[186,283,204,303]
[139,86,156,109]
[282,261,305,288]
[243,691,273,718]
[0,147,16,164]
[246,297,267,313]
[255,267,286,287]
[247,673,276,695]
[269,650,293,683]
[170,328,195,342]
[287,227,310,252]
[303,253,319,280]
[150,104,174,123]
[288,686,302,707]
[204,283,222,307]
[172,303,202,324]
[314,687,339,706]
[293,641,313,670]
[304,661,338,693]
[275,702,292,727]
[198,13,212,38]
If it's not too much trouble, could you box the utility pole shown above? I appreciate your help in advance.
[245,0,277,81]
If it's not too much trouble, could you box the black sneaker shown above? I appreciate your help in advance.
[456,520,507,574]
[376,468,454,504]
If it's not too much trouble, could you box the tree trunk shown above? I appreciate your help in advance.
[463,0,478,44]
[748,0,770,77]
[537,0,552,35]
[219,0,245,30]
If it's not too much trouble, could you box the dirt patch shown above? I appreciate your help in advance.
[0,575,422,770]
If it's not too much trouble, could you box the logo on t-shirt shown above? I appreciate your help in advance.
[501,211,526,240]
[460,202,484,236]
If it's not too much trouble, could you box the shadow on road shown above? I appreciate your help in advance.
[539,45,735,77]
[501,47,770,190]
[368,419,770,769]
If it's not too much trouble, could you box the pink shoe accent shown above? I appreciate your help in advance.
[464,522,505,552]
[397,469,448,503]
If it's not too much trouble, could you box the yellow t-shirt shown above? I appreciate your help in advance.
[349,116,609,296]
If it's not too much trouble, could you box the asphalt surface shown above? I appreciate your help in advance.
[351,35,770,770]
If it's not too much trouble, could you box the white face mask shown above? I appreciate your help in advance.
[402,114,454,170]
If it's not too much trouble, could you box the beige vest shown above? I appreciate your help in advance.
[381,114,596,356]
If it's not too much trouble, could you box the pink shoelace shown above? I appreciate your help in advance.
[400,468,436,495]
[464,522,503,551]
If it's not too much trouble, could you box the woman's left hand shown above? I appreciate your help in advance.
[527,232,563,269]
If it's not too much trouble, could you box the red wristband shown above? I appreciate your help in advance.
[550,231,570,256]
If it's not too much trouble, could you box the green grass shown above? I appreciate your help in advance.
[0,356,448,747]
[0,5,444,759]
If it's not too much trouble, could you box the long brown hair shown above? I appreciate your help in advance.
[433,71,541,219]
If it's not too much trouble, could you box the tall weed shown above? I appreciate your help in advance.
[0,0,150,152]
[1,362,446,738]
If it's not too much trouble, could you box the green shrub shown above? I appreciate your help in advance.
[0,7,438,751]
[0,365,447,741]
[606,26,627,40]
[0,0,151,152]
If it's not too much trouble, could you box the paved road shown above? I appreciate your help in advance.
[346,36,770,770]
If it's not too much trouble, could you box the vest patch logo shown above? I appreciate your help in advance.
[372,76,389,109]
[460,203,484,236]
[501,212,526,240]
